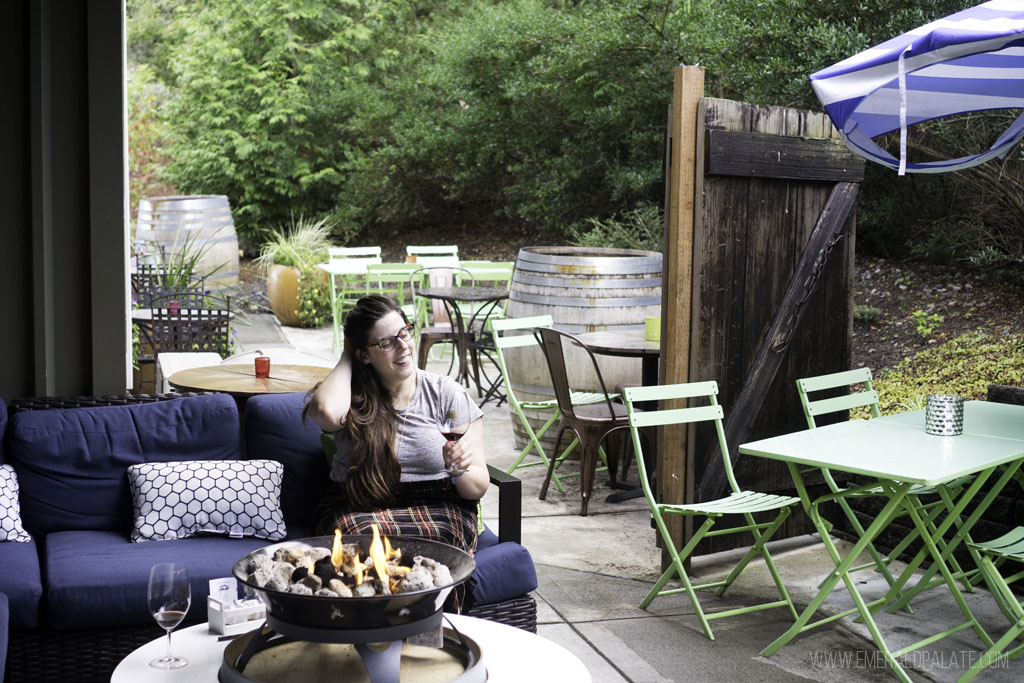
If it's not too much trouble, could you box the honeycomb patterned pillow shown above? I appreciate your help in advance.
[127,460,286,542]
[1,464,31,542]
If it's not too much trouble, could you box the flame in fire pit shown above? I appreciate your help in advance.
[330,525,410,588]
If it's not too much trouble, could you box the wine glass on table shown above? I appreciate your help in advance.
[147,563,191,669]
[440,391,471,476]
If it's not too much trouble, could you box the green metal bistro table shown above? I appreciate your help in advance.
[739,401,1024,683]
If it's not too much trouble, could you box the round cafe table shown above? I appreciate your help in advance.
[167,364,331,400]
[111,615,591,682]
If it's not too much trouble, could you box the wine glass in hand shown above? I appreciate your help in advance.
[440,393,470,475]
[147,563,191,669]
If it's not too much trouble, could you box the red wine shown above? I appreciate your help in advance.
[442,431,464,442]
[153,609,187,630]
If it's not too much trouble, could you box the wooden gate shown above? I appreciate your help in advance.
[660,67,865,556]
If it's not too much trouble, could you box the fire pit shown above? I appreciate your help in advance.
[225,530,481,683]
[232,531,475,631]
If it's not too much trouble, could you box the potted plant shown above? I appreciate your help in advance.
[256,216,333,327]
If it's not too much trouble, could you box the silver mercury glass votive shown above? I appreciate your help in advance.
[925,394,964,436]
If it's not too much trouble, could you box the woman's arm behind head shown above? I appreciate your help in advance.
[305,350,354,432]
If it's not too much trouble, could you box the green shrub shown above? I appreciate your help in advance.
[910,310,943,338]
[853,305,884,324]
[569,203,663,252]
[867,332,1024,416]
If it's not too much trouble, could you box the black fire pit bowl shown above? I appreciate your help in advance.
[233,535,475,630]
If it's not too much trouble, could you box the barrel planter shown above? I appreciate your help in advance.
[504,247,662,453]
[135,195,240,292]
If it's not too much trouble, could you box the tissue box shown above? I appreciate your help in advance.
[207,596,266,635]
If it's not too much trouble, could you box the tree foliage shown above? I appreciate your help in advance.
[136,0,1024,270]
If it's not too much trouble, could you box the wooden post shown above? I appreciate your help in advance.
[660,65,704,563]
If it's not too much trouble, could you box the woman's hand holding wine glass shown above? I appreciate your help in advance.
[440,392,471,476]
[147,562,191,669]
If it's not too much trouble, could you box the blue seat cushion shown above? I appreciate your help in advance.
[471,538,537,606]
[41,529,312,630]
[244,393,329,528]
[8,395,240,537]
[0,539,43,629]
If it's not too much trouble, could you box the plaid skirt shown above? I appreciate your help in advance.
[313,478,480,610]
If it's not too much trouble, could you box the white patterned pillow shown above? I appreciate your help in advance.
[0,464,31,542]
[127,460,286,542]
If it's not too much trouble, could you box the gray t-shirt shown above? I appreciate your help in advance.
[330,369,484,483]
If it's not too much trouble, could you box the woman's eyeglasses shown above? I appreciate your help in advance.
[366,324,415,352]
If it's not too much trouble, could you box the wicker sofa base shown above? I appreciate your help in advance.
[6,595,537,682]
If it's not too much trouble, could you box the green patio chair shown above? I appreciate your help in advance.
[366,262,420,307]
[959,527,1024,681]
[622,381,800,641]
[796,368,977,605]
[456,260,514,326]
[490,315,607,494]
[320,246,383,352]
[406,245,460,268]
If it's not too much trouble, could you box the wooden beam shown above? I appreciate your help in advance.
[705,130,864,182]
[695,182,859,502]
[661,65,704,562]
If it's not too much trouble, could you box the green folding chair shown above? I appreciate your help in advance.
[456,261,514,326]
[490,315,607,493]
[366,262,420,307]
[960,528,1024,681]
[797,368,977,606]
[406,245,459,268]
[622,381,800,641]
[321,247,382,352]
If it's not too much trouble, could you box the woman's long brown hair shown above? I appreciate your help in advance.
[337,296,407,509]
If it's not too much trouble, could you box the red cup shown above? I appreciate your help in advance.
[168,300,180,316]
[254,356,270,378]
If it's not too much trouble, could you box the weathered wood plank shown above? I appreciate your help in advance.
[661,66,705,563]
[696,182,859,502]
[705,130,865,182]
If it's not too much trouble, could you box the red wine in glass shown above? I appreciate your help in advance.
[442,431,465,442]
[153,609,187,630]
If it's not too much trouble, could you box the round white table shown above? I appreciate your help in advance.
[112,615,590,682]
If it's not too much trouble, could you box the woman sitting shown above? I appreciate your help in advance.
[305,295,488,555]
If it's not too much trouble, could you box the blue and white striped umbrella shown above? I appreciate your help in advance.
[810,0,1024,174]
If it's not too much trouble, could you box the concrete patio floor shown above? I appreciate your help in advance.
[231,314,1020,683]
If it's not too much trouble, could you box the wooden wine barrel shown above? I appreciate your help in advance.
[135,195,240,292]
[504,247,662,453]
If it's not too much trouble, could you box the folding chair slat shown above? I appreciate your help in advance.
[806,391,879,416]
[797,367,873,392]
[630,405,724,429]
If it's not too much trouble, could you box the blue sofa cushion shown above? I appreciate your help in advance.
[0,539,43,628]
[9,395,240,536]
[42,530,286,629]
[0,592,8,683]
[471,537,538,606]
[244,393,328,528]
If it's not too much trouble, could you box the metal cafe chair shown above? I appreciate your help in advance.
[533,327,631,516]
[622,381,800,640]
[797,368,977,605]
[411,266,475,373]
[149,302,233,359]
[491,316,607,494]
[959,527,1024,681]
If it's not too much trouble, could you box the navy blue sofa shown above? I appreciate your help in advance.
[0,392,536,683]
